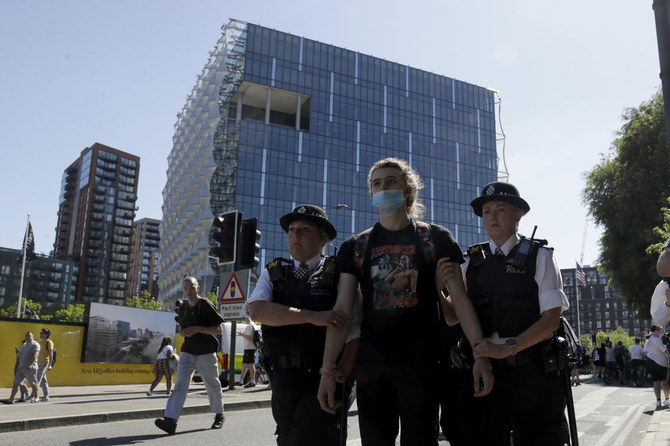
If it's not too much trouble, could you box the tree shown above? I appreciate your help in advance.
[125,290,162,310]
[646,196,670,257]
[583,90,670,314]
[53,304,85,323]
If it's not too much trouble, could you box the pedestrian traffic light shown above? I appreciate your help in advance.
[210,211,240,265]
[591,332,597,343]
[235,217,262,270]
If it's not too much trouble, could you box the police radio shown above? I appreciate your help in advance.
[511,225,537,270]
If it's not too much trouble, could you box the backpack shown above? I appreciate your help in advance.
[253,328,262,349]
[50,348,57,368]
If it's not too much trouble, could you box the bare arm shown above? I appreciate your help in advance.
[248,300,348,329]
[318,272,357,413]
[473,307,562,359]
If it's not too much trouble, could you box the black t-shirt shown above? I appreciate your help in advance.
[337,220,464,364]
[178,297,225,355]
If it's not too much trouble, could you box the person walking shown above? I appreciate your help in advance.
[643,325,670,409]
[245,204,348,446]
[154,277,225,435]
[318,158,490,446]
[2,332,40,404]
[438,182,570,445]
[36,328,54,402]
[147,336,175,396]
[238,317,258,388]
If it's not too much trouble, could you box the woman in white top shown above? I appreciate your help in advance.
[643,325,670,409]
[147,336,175,396]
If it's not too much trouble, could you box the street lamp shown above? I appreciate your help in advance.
[326,204,349,256]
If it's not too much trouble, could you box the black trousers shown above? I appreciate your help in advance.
[270,368,341,446]
[464,361,569,446]
[356,361,438,446]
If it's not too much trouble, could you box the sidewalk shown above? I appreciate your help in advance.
[0,382,271,433]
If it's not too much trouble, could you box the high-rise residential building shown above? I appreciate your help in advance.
[126,217,160,298]
[561,265,651,339]
[54,142,140,304]
[0,247,78,308]
[159,19,501,303]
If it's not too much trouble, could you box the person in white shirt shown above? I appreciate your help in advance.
[643,325,670,409]
[238,317,258,388]
[147,336,175,396]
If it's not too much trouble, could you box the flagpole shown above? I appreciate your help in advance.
[17,214,31,318]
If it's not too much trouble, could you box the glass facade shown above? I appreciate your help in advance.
[160,19,500,303]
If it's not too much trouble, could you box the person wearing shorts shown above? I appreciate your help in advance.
[643,325,670,409]
[2,332,40,404]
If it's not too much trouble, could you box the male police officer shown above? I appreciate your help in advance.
[437,182,570,446]
[244,204,348,446]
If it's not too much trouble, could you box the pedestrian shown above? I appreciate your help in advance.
[571,344,583,386]
[438,182,570,445]
[643,325,670,409]
[14,339,30,402]
[318,158,491,446]
[2,331,40,404]
[245,204,348,445]
[237,317,258,388]
[629,338,645,375]
[147,336,175,396]
[154,277,225,435]
[36,328,54,401]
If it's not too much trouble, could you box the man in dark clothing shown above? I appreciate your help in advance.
[154,276,225,435]
[245,204,348,446]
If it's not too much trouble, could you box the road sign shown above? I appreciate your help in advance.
[219,269,250,322]
[219,302,245,320]
[219,270,249,303]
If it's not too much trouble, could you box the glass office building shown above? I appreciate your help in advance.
[159,19,500,303]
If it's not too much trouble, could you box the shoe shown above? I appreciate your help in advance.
[146,390,152,396]
[657,400,662,409]
[664,399,670,408]
[40,396,50,402]
[17,397,26,403]
[0,400,14,405]
[234,381,242,386]
[211,413,224,429]
[155,418,177,435]
[29,398,38,403]
[244,381,256,388]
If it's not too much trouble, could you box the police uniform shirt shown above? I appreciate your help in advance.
[243,254,324,315]
[461,233,569,343]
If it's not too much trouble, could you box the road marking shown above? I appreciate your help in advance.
[591,401,648,446]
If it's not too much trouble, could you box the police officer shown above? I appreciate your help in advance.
[244,204,348,446]
[437,182,570,446]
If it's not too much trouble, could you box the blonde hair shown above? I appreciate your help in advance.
[367,157,425,219]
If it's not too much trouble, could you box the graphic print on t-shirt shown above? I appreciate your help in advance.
[370,243,419,310]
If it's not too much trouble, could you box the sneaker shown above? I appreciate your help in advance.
[664,399,670,408]
[17,397,26,403]
[155,418,177,435]
[146,391,152,397]
[29,397,38,403]
[40,396,50,402]
[244,381,256,388]
[657,400,662,409]
[234,381,242,386]
[211,413,224,429]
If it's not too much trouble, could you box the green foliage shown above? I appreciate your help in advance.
[204,292,217,305]
[646,196,670,257]
[584,327,643,350]
[583,90,670,314]
[125,290,162,310]
[53,304,85,323]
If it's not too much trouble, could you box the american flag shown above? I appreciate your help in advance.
[575,261,587,288]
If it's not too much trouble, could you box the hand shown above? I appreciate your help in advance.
[435,257,459,291]
[473,339,509,360]
[317,375,341,414]
[47,366,52,371]
[180,326,200,337]
[321,363,346,383]
[472,357,494,397]
[312,310,349,332]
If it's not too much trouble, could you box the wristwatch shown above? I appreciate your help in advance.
[505,338,518,356]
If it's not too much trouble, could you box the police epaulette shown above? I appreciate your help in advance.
[267,258,292,283]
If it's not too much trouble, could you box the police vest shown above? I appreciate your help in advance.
[261,257,338,370]
[466,237,547,337]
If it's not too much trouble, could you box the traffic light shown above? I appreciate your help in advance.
[591,332,597,343]
[209,211,240,265]
[235,218,262,270]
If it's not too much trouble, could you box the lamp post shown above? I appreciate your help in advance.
[326,204,349,256]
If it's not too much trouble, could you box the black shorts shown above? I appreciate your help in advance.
[243,349,256,364]
[646,359,669,382]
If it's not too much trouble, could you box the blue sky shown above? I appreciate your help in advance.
[0,0,662,271]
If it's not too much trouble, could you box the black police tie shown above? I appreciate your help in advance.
[495,247,505,257]
[294,262,311,281]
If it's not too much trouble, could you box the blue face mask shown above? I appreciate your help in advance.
[372,190,405,215]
